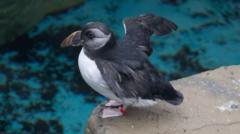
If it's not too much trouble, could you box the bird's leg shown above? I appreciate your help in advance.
[101,100,126,118]
[105,100,122,107]
[119,105,127,113]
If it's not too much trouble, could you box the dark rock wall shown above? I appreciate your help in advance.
[0,0,84,45]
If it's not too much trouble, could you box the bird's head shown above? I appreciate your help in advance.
[61,22,113,51]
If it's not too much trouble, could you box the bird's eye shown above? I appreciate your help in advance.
[85,31,95,39]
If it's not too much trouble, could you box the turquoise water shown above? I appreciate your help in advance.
[0,0,240,134]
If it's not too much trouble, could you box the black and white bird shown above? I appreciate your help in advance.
[61,13,183,118]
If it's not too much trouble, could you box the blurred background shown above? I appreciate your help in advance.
[0,0,239,134]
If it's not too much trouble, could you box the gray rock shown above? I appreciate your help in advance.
[86,65,240,134]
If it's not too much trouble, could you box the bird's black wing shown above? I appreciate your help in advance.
[122,13,177,55]
[95,53,183,105]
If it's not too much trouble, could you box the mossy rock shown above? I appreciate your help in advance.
[0,0,84,45]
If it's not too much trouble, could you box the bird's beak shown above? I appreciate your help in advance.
[61,31,82,48]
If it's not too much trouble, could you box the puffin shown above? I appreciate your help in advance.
[61,13,183,118]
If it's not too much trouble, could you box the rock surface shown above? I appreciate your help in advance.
[86,65,240,134]
[0,0,84,45]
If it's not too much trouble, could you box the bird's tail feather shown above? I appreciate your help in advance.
[164,90,183,105]
[154,82,184,105]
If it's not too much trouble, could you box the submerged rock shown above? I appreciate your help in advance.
[86,65,240,134]
[0,0,84,45]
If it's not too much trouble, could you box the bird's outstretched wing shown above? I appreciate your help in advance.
[95,57,183,105]
[122,13,177,55]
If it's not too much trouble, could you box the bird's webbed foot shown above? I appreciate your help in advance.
[101,100,126,118]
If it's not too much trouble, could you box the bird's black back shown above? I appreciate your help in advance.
[88,39,183,105]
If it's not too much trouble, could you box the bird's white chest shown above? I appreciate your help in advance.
[78,49,118,100]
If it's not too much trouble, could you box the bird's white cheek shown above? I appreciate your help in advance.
[90,35,111,50]
[94,38,108,46]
